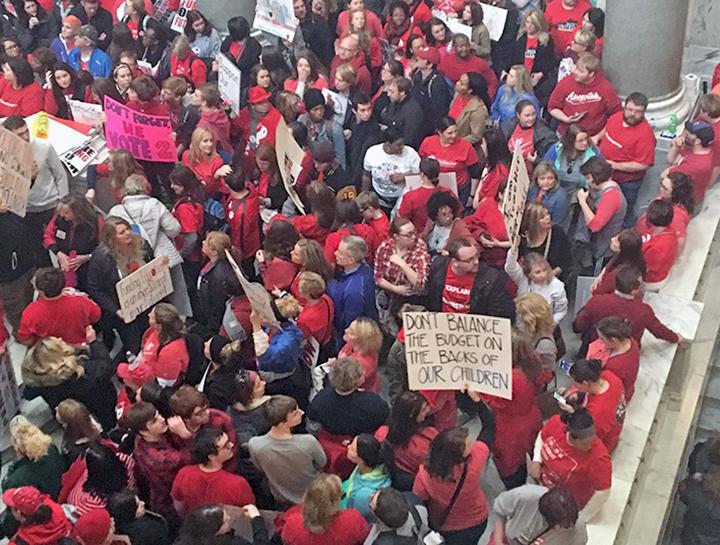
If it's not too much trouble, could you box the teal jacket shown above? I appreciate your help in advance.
[340,466,392,519]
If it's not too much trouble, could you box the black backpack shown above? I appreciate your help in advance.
[372,506,428,545]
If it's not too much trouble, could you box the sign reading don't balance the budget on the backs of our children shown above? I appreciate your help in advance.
[103,97,176,163]
[402,311,512,399]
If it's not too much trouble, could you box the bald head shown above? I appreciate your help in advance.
[338,34,360,61]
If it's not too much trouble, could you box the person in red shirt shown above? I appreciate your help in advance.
[234,86,282,171]
[530,409,611,515]
[635,172,694,246]
[224,168,261,264]
[588,315,640,402]
[193,83,231,156]
[598,93,657,227]
[398,157,458,231]
[591,229,646,296]
[296,271,334,347]
[665,120,715,204]
[574,266,682,349]
[548,53,621,137]
[17,268,100,346]
[567,359,626,453]
[323,199,378,266]
[336,0,384,38]
[544,0,593,56]
[278,474,370,545]
[137,303,189,387]
[125,75,170,117]
[419,116,481,207]
[413,427,490,543]
[439,34,498,98]
[357,191,391,240]
[337,317,382,392]
[257,220,300,291]
[474,127,511,202]
[181,127,230,196]
[329,34,371,95]
[0,58,45,117]
[696,92,720,184]
[167,35,207,87]
[637,199,679,288]
[171,427,254,515]
[292,181,336,245]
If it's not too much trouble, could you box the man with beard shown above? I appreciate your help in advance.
[665,121,715,205]
[598,93,656,227]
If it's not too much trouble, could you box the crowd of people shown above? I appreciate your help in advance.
[0,0,719,545]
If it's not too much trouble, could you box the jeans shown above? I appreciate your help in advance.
[441,520,488,545]
[619,178,644,228]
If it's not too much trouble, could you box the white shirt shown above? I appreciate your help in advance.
[363,144,420,206]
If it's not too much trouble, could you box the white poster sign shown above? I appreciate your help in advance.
[68,100,104,127]
[60,135,106,177]
[218,53,242,115]
[171,0,197,32]
[321,88,349,120]
[225,250,281,329]
[253,0,298,41]
[402,311,513,398]
[482,4,509,41]
[116,257,173,323]
[501,144,531,247]
[275,117,306,214]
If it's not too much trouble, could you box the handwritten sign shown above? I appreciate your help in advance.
[402,311,512,398]
[0,127,34,217]
[218,53,242,115]
[225,250,281,329]
[171,0,197,32]
[104,97,175,163]
[254,0,297,41]
[68,100,103,127]
[501,144,531,247]
[116,257,173,323]
[404,172,458,197]
[275,117,306,214]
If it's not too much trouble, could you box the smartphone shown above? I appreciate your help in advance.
[553,391,567,405]
[559,359,573,374]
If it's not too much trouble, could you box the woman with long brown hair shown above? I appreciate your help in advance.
[86,216,155,355]
[136,302,189,387]
[55,399,101,462]
[519,201,572,282]
[85,148,146,204]
[292,181,336,245]
[591,229,646,295]
[254,143,288,223]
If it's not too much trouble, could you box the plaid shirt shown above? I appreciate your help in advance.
[374,238,431,292]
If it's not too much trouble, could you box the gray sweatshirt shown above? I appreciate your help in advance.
[26,140,69,213]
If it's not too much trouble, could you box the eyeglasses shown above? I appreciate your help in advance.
[191,405,209,418]
[397,231,416,238]
[456,254,479,264]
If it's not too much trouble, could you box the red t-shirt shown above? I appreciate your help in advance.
[17,295,101,346]
[171,465,254,515]
[225,187,261,259]
[374,425,439,475]
[279,505,369,545]
[292,213,331,245]
[441,264,474,313]
[399,186,456,231]
[181,150,227,195]
[639,228,679,283]
[125,98,170,118]
[588,338,640,402]
[670,149,715,203]
[364,213,391,241]
[585,370,626,453]
[544,0,593,56]
[260,257,299,291]
[0,81,44,117]
[140,328,189,382]
[339,343,379,393]
[172,200,203,262]
[508,124,535,160]
[477,162,509,200]
[413,442,489,531]
[296,294,334,345]
[587,185,624,232]
[419,135,478,189]
[324,224,378,265]
[639,202,689,240]
[524,36,539,72]
[599,112,657,183]
[449,94,470,121]
[439,54,498,97]
[540,414,612,508]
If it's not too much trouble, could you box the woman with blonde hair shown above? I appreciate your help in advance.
[279,473,370,544]
[2,415,64,499]
[87,216,154,355]
[181,126,231,196]
[331,62,361,128]
[85,148,147,203]
[526,161,570,227]
[22,333,117,430]
[511,8,556,105]
[337,318,383,392]
[558,28,596,82]
[55,399,101,462]
[196,231,235,334]
[514,292,557,379]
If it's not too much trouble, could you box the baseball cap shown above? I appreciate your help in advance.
[78,24,99,44]
[2,487,45,517]
[117,361,155,386]
[247,86,271,104]
[62,15,82,29]
[416,47,440,67]
[686,120,715,146]
[75,509,112,545]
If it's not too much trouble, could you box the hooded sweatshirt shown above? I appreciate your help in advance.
[10,500,75,545]
[548,68,622,136]
[198,108,232,153]
[341,466,392,519]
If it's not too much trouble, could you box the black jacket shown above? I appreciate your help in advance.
[411,69,452,138]
[0,211,35,282]
[16,11,57,51]
[299,13,334,67]
[511,34,557,103]
[425,256,516,321]
[116,513,171,545]
[500,117,559,161]
[221,36,262,94]
[347,118,383,187]
[380,95,426,149]
[70,5,113,51]
[197,259,234,334]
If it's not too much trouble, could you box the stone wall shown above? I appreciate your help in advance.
[197,0,256,35]
[686,0,720,49]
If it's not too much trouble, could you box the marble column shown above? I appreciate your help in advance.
[603,0,692,130]
[198,0,256,35]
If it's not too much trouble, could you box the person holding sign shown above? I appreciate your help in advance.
[399,157,459,232]
[43,62,94,120]
[220,16,261,96]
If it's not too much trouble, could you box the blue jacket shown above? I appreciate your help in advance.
[328,262,378,340]
[67,47,112,78]
[50,36,71,63]
[490,85,541,124]
[257,321,304,374]
[527,185,570,227]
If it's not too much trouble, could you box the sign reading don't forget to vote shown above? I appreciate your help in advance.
[402,311,512,399]
[104,97,176,163]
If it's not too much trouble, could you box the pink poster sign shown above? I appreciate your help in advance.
[103,97,175,163]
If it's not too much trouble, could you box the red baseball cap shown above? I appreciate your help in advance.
[247,86,272,104]
[2,487,45,517]
[117,361,155,386]
[75,509,112,545]
[416,47,440,67]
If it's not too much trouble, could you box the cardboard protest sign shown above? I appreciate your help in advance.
[501,144,531,247]
[225,250,281,329]
[68,100,104,127]
[171,0,197,32]
[254,0,297,41]
[0,126,34,217]
[404,172,458,197]
[275,118,306,214]
[402,311,512,399]
[104,97,175,163]
[116,257,173,323]
[218,53,242,115]
[481,4,508,41]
